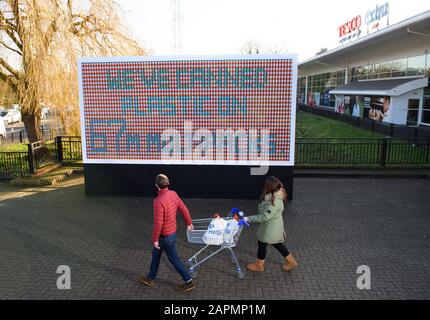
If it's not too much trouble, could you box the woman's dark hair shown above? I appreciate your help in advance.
[260,176,287,204]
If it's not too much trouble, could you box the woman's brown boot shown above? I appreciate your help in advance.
[247,259,265,272]
[283,254,298,271]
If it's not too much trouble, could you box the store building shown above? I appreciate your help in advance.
[298,8,430,126]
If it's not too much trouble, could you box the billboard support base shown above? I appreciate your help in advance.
[84,164,294,200]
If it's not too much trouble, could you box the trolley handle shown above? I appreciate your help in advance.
[228,208,250,228]
[227,207,240,218]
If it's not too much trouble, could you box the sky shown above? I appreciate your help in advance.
[116,0,430,61]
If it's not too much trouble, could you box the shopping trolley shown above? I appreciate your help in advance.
[186,208,248,279]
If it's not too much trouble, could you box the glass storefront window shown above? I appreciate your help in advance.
[407,55,426,76]
[379,61,392,79]
[350,68,358,82]
[426,53,430,76]
[407,99,420,125]
[368,64,379,79]
[421,97,430,125]
[392,58,407,77]
[302,70,346,108]
[299,53,429,103]
[422,111,430,125]
[357,66,367,80]
[297,77,306,104]
[364,67,370,80]
[329,94,336,108]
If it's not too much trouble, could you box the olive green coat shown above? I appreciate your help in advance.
[247,192,286,244]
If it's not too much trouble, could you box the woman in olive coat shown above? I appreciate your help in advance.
[245,176,298,272]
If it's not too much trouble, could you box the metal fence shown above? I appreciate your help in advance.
[1,136,430,180]
[57,136,82,161]
[296,138,381,164]
[295,138,430,166]
[386,139,430,165]
[0,124,64,145]
[28,139,58,173]
[0,152,29,180]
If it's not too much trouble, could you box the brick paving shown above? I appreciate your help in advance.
[0,176,429,299]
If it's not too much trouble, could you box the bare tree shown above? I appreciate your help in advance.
[316,47,328,55]
[240,40,261,54]
[265,44,288,54]
[241,40,288,54]
[0,0,144,142]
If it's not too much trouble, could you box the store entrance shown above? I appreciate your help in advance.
[407,99,420,126]
[421,95,430,126]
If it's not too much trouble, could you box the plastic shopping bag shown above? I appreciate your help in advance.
[223,219,240,244]
[203,216,228,245]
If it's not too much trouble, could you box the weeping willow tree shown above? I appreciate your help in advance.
[0,0,144,142]
[0,78,17,106]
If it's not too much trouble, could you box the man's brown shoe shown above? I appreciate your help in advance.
[175,281,196,293]
[138,276,155,287]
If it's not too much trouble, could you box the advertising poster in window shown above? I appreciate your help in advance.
[368,96,390,121]
[352,96,364,117]
[344,96,352,115]
[335,95,345,113]
[306,91,315,106]
[313,92,321,107]
[321,91,330,107]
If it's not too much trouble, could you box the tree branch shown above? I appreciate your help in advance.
[0,9,23,51]
[0,37,22,55]
[10,0,22,37]
[42,0,63,52]
[0,57,20,79]
[67,0,73,15]
[0,68,18,91]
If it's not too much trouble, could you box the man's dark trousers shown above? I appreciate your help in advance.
[147,233,192,282]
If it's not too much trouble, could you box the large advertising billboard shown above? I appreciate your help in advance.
[78,55,297,166]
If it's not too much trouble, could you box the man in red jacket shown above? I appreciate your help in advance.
[138,174,195,292]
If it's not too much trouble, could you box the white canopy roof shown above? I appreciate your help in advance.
[329,77,429,96]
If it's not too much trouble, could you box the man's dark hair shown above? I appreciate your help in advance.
[155,174,169,189]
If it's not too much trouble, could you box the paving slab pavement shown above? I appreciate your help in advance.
[0,176,429,299]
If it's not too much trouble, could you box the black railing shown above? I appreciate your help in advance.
[386,138,430,165]
[0,124,64,145]
[296,138,381,164]
[1,136,430,180]
[295,137,430,166]
[0,152,29,180]
[57,136,82,161]
[28,139,58,173]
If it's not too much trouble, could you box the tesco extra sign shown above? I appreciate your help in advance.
[338,2,390,40]
[365,2,389,25]
[338,16,362,38]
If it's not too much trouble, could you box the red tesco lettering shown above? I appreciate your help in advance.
[338,15,362,37]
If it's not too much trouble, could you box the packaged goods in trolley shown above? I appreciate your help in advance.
[186,208,250,279]
[202,214,228,245]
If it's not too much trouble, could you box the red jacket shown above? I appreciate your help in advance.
[152,189,192,242]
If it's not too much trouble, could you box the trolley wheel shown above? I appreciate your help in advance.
[189,268,197,278]
[237,270,245,279]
